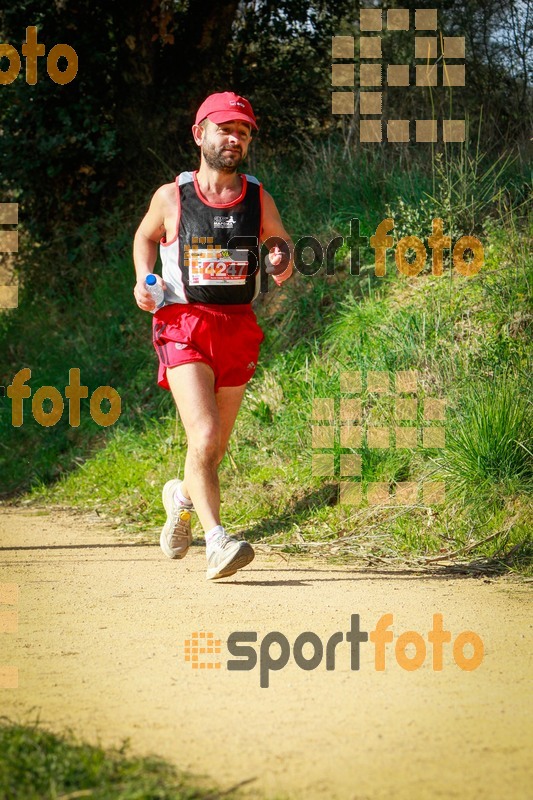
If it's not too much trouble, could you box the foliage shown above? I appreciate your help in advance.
[230,0,354,146]
[0,2,120,239]
[0,718,232,799]
[1,0,531,263]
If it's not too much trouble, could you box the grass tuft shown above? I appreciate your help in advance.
[437,375,532,506]
[0,718,231,799]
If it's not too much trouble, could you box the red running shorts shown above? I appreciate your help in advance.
[152,302,265,392]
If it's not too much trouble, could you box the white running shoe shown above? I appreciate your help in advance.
[206,530,255,580]
[160,479,193,559]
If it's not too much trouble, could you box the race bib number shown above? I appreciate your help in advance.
[189,248,248,286]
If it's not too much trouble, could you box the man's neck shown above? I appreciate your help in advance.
[196,163,242,200]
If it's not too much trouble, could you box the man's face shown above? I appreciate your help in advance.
[199,119,253,173]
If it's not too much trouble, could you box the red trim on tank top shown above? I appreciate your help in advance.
[192,170,247,208]
[160,176,181,248]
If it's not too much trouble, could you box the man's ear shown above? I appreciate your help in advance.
[192,123,204,146]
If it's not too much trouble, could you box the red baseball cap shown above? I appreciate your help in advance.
[195,91,258,130]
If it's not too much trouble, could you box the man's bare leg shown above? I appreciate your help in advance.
[166,361,247,535]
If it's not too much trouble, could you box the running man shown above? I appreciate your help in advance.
[133,92,293,580]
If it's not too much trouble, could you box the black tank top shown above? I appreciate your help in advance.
[160,171,262,305]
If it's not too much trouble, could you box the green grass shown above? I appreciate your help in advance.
[0,719,238,799]
[437,375,532,506]
[1,140,531,572]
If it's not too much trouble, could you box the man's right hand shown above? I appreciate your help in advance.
[134,276,167,312]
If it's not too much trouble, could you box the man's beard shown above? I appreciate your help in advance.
[202,141,243,173]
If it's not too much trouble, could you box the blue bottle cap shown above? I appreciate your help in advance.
[146,274,157,286]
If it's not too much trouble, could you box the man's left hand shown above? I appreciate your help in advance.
[266,245,293,286]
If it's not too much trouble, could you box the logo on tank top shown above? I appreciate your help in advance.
[213,215,236,229]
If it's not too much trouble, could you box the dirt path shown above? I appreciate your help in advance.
[1,507,531,799]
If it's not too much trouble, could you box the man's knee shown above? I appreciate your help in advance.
[188,424,221,465]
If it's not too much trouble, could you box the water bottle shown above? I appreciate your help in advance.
[145,273,165,311]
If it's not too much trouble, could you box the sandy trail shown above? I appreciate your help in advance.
[1,507,531,799]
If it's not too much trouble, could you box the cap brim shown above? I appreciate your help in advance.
[206,111,258,130]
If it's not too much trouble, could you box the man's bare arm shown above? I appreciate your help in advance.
[261,190,294,286]
[133,184,172,311]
